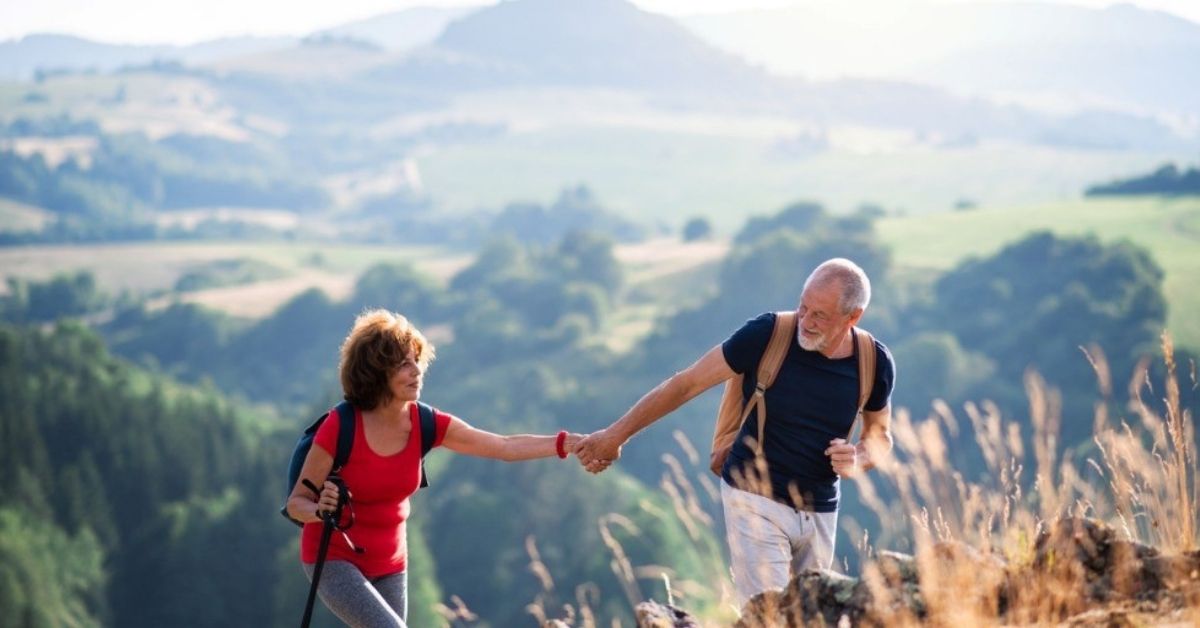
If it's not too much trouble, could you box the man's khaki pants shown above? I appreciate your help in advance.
[721,479,838,609]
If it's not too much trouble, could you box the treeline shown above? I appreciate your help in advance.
[0,321,281,627]
[0,114,101,137]
[1086,162,1200,196]
[350,184,650,248]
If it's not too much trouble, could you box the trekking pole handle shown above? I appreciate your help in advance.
[321,475,348,525]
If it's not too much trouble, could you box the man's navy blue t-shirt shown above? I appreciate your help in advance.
[720,312,895,513]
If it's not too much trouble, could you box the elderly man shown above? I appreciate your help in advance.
[576,258,896,607]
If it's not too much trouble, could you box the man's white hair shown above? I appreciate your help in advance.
[803,258,871,314]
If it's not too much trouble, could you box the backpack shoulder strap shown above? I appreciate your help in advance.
[843,327,877,441]
[332,400,356,473]
[751,310,797,451]
[757,311,797,390]
[854,327,876,413]
[416,401,437,489]
[416,401,437,457]
[709,311,799,473]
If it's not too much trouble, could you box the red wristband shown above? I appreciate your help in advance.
[555,430,568,459]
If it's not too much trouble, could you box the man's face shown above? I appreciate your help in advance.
[796,281,853,352]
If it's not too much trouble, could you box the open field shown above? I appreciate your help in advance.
[877,195,1200,351]
[1,73,253,140]
[0,237,729,326]
[604,238,728,353]
[418,126,1193,229]
[0,241,473,317]
[0,198,52,231]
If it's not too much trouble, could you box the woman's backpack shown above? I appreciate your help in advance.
[280,400,438,526]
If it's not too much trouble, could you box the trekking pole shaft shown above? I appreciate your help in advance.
[301,516,336,628]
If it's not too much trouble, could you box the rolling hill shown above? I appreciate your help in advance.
[0,33,295,80]
[369,0,774,94]
[313,5,484,51]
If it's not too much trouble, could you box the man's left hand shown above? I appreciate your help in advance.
[825,438,859,478]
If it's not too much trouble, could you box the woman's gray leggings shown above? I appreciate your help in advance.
[302,561,408,627]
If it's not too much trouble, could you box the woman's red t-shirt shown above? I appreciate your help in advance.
[300,402,451,579]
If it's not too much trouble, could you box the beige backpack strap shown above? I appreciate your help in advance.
[752,311,796,453]
[847,327,877,439]
[709,311,797,475]
[711,375,748,455]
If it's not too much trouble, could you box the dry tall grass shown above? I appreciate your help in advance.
[837,333,1196,625]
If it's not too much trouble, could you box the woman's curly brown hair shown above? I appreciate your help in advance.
[339,309,435,410]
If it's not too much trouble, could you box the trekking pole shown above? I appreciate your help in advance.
[301,476,348,628]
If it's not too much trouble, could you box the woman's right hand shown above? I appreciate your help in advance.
[316,480,340,518]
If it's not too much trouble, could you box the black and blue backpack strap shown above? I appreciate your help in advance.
[331,400,356,473]
[416,401,436,488]
[281,400,357,527]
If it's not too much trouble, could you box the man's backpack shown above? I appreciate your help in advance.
[708,311,877,476]
[281,400,438,526]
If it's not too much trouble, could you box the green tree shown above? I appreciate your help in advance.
[682,216,713,242]
[888,331,999,422]
[0,321,291,627]
[0,508,108,628]
[353,262,445,322]
[0,272,108,324]
[931,231,1167,446]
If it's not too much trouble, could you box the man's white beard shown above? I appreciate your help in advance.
[797,327,824,351]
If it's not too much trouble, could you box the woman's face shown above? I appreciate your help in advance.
[388,349,424,403]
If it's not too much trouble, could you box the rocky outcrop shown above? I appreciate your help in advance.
[634,601,702,627]
[631,518,1200,627]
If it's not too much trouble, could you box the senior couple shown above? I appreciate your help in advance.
[287,257,895,626]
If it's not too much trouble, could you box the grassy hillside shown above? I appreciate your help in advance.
[6,73,1194,233]
[414,119,1191,228]
[877,195,1200,351]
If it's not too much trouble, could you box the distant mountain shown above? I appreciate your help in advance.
[354,0,1185,148]
[370,0,774,93]
[314,5,485,51]
[1,0,1186,151]
[682,2,1200,116]
[0,33,296,80]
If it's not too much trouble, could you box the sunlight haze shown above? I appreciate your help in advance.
[1,0,1197,45]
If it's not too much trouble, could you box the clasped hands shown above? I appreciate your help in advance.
[571,428,623,474]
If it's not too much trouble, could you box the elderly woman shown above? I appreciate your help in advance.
[286,308,581,627]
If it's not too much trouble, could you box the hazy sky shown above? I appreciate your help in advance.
[2,0,1197,45]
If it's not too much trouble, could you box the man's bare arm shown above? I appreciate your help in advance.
[575,345,734,469]
[856,405,893,472]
